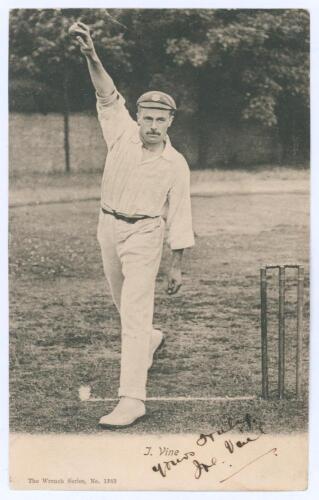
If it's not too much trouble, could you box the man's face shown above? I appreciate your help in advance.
[137,107,174,145]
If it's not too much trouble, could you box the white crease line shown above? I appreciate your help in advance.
[78,386,257,403]
[82,396,257,402]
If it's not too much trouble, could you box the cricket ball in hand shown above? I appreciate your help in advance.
[69,24,81,38]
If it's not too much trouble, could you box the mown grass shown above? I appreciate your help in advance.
[9,178,309,434]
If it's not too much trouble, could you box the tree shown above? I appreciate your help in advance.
[10,9,310,168]
[163,9,309,165]
[9,8,131,172]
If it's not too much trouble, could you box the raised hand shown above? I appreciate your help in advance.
[69,22,95,57]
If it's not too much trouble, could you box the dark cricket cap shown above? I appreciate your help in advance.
[137,91,177,111]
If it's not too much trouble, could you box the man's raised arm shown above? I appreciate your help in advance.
[69,21,115,98]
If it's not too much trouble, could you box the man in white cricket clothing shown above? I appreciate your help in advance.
[70,22,195,427]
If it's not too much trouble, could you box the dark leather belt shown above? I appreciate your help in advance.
[101,207,154,224]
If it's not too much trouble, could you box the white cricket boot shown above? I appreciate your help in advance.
[99,397,145,428]
[148,329,164,369]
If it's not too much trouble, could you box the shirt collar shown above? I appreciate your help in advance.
[161,136,175,162]
[130,129,175,162]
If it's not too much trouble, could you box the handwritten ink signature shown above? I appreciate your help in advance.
[150,413,271,482]
[152,451,195,478]
[196,413,265,447]
[192,457,217,479]
[220,447,278,483]
[224,434,262,454]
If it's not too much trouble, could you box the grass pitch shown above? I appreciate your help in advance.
[9,170,309,433]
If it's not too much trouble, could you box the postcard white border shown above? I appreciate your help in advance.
[1,1,319,499]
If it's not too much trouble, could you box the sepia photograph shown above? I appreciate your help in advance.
[5,2,314,493]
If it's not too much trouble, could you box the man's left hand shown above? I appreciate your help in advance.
[167,267,182,295]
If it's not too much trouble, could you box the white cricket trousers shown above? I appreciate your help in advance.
[97,210,165,401]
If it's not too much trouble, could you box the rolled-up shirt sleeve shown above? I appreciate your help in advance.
[167,160,195,250]
[96,89,134,149]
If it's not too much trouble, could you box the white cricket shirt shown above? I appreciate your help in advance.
[96,90,195,250]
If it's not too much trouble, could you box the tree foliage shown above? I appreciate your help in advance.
[9,8,309,165]
[9,9,131,111]
[164,9,309,126]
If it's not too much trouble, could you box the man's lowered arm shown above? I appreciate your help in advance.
[167,249,183,295]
